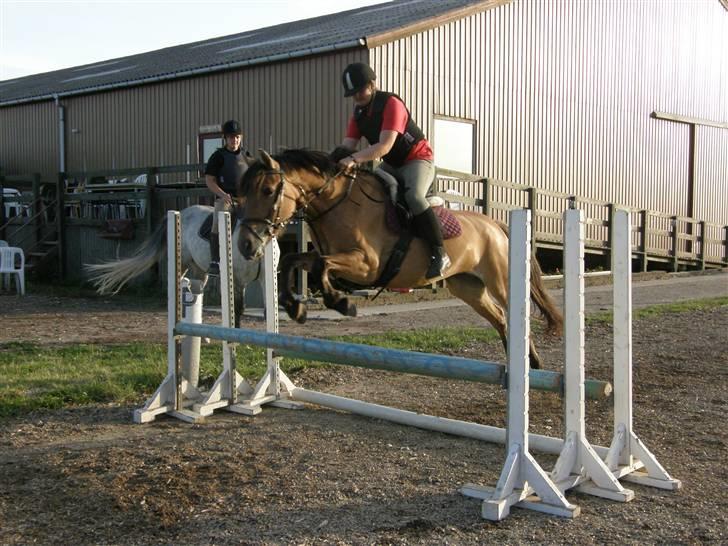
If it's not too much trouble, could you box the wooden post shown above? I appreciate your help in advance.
[56,173,66,280]
[32,173,42,248]
[297,219,309,297]
[607,203,615,270]
[0,172,6,241]
[145,168,157,237]
[483,178,490,216]
[699,221,706,270]
[671,216,679,272]
[639,210,648,272]
[723,226,728,266]
[526,187,537,256]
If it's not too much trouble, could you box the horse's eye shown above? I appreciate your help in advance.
[262,186,274,197]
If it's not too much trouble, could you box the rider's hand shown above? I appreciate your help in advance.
[221,193,233,205]
[338,155,358,172]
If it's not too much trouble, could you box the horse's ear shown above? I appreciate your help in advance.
[258,149,279,170]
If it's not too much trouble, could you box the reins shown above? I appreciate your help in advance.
[241,166,356,243]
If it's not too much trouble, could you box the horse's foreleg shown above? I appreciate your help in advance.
[279,251,322,323]
[319,249,379,318]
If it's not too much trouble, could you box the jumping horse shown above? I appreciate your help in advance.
[236,149,563,369]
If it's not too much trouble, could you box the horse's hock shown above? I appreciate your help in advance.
[136,208,680,522]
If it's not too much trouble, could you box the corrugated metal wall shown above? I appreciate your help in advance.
[0,100,57,177]
[59,49,367,175]
[370,0,728,225]
[0,49,367,180]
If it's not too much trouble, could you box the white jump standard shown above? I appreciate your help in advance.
[137,207,680,521]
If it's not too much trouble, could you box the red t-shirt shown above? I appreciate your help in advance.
[346,95,433,162]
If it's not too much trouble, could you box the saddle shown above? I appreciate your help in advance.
[371,171,463,288]
[198,213,214,242]
[373,169,462,239]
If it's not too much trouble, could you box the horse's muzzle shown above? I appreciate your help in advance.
[238,228,265,260]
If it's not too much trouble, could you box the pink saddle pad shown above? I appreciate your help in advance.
[385,204,462,239]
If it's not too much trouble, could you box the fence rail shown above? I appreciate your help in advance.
[1,164,726,283]
[435,173,727,271]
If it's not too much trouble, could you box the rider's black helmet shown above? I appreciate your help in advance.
[222,119,242,136]
[342,63,376,97]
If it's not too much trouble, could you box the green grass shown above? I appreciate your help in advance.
[1,297,725,418]
[587,296,728,324]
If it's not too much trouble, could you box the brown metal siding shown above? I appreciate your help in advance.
[370,0,728,225]
[0,100,57,178]
[45,49,368,176]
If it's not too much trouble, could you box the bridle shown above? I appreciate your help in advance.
[240,167,355,244]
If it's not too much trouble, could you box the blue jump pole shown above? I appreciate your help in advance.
[174,323,612,400]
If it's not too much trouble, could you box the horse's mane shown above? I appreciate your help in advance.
[243,149,339,185]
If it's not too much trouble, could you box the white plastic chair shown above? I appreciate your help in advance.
[0,246,25,295]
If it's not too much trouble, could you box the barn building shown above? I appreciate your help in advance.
[1,0,726,280]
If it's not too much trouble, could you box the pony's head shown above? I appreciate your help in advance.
[236,148,339,259]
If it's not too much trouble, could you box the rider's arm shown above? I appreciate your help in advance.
[204,151,232,202]
[342,97,407,165]
[205,175,230,200]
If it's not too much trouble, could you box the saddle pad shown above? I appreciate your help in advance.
[385,204,462,239]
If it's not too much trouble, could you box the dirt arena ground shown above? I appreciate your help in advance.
[0,271,726,545]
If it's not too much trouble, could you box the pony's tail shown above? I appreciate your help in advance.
[84,222,166,295]
[495,220,563,336]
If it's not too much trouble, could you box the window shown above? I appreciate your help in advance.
[433,117,476,174]
[198,125,223,164]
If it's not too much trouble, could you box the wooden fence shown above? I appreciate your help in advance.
[1,164,726,286]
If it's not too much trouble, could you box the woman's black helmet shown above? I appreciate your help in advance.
[222,119,242,136]
[342,63,376,97]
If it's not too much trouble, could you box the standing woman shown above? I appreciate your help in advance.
[204,119,250,275]
[337,62,450,280]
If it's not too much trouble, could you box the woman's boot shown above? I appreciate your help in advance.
[413,207,451,279]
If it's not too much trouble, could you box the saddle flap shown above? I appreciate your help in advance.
[199,213,214,242]
[373,169,400,205]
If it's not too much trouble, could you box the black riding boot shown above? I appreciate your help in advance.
[208,235,220,276]
[413,208,451,280]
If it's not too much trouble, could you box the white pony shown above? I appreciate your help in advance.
[85,204,262,326]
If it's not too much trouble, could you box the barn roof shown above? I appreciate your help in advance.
[0,0,506,106]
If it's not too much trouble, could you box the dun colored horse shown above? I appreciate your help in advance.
[237,149,562,369]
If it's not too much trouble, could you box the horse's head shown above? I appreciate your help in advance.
[235,150,300,259]
[237,148,345,259]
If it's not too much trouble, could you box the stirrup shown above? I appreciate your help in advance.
[425,252,450,280]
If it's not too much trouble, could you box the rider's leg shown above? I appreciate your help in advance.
[208,198,231,275]
[399,160,451,279]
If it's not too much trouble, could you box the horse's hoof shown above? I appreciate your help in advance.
[285,301,307,324]
[333,298,357,317]
[295,307,308,324]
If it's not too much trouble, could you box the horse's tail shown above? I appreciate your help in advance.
[84,222,167,295]
[495,220,563,336]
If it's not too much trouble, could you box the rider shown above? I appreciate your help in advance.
[337,62,450,280]
[204,119,251,275]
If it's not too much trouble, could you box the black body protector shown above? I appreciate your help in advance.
[217,147,249,193]
[354,91,425,168]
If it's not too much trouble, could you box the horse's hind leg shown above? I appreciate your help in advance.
[446,272,508,347]
[446,273,543,369]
